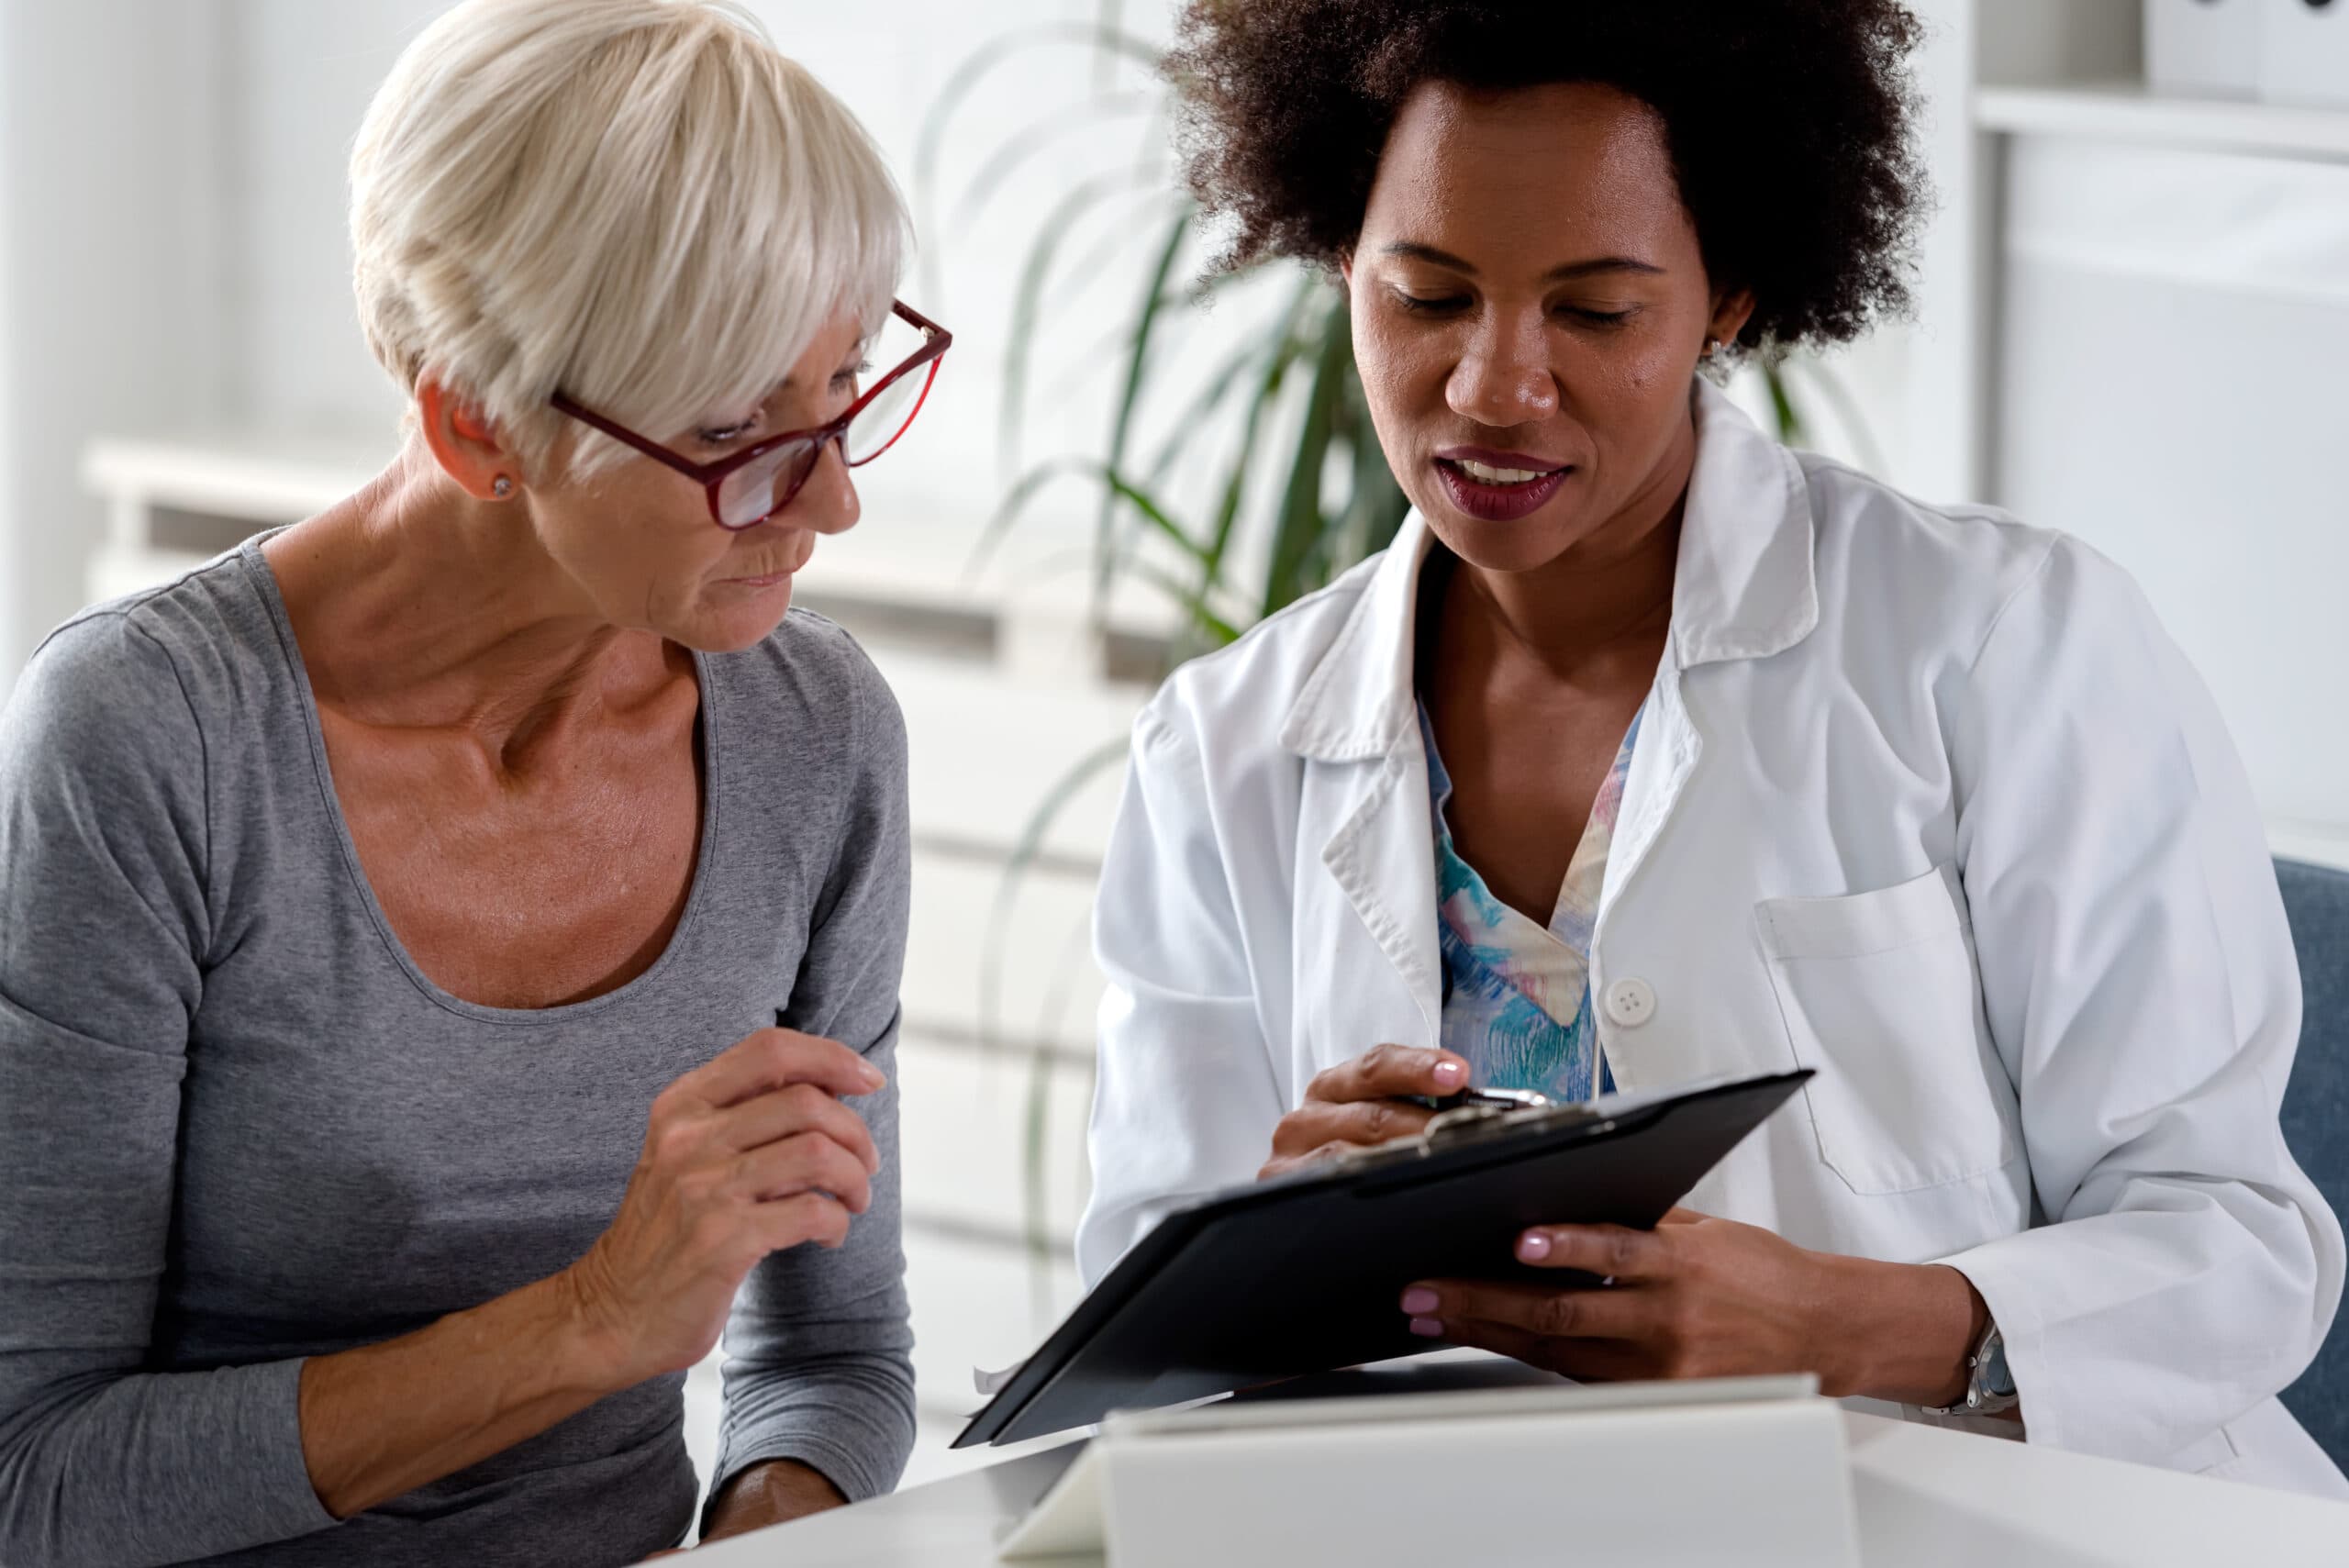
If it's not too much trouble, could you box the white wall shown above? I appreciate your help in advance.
[0,6,14,673]
[1994,136,2349,853]
[0,0,236,677]
[224,0,439,440]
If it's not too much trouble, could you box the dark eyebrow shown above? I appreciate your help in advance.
[1379,241,1664,283]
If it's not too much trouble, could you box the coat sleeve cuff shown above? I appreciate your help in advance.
[1931,1239,2060,1453]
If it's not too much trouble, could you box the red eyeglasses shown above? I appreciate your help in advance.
[551,299,951,530]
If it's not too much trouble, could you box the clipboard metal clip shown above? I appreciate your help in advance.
[1326,1094,1609,1173]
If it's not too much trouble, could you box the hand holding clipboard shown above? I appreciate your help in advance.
[956,1068,1811,1448]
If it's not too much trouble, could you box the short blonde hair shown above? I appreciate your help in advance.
[351,0,907,479]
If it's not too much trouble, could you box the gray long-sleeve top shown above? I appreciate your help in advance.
[0,539,917,1567]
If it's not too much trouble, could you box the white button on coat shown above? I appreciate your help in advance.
[1602,978,1656,1028]
[1074,381,2345,1498]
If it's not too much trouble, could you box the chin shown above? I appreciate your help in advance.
[667,586,796,653]
[1420,499,1599,577]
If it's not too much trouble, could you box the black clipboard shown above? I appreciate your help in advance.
[953,1068,1811,1448]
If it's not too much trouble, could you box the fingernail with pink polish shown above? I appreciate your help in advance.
[1518,1232,1551,1262]
[1408,1317,1444,1339]
[1399,1287,1439,1315]
[1432,1059,1465,1087]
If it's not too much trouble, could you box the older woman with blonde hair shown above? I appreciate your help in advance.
[0,2,950,1562]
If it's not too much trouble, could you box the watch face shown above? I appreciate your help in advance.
[1982,1331,2016,1398]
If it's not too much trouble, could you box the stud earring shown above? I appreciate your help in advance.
[493,475,513,497]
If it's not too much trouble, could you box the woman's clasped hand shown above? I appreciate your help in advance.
[565,1029,887,1384]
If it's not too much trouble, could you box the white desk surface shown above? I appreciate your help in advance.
[691,1411,2349,1567]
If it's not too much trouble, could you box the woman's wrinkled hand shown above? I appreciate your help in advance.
[1400,1207,1842,1385]
[563,1028,885,1386]
[1258,1044,1470,1180]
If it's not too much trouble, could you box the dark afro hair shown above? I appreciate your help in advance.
[1163,0,1928,354]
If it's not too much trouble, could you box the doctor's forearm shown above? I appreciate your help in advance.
[1814,1256,1999,1411]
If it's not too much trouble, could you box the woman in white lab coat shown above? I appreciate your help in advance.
[1077,0,2345,1493]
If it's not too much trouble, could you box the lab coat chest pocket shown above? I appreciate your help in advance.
[1753,863,2020,1195]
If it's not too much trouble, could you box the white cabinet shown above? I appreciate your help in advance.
[2147,0,2261,96]
[1995,139,2349,854]
[1923,0,2349,871]
[2258,0,2349,106]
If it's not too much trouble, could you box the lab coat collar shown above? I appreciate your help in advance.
[1279,379,1820,762]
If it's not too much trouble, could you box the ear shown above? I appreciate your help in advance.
[416,377,520,501]
[1338,250,1354,290]
[1707,287,1758,352]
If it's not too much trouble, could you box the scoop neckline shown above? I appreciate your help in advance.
[238,530,723,1027]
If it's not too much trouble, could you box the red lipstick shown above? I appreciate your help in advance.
[1431,446,1575,523]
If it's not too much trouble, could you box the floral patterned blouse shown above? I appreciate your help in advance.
[1418,699,1645,1102]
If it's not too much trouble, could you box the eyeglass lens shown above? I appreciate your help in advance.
[715,313,936,527]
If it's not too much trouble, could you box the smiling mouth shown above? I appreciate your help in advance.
[1431,455,1575,524]
[1439,456,1563,486]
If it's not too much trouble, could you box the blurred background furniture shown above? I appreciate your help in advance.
[2278,856,2349,1472]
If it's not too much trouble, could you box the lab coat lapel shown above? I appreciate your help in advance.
[1599,383,1821,926]
[1283,520,1445,1049]
[1278,382,1823,1036]
[1316,750,1443,1049]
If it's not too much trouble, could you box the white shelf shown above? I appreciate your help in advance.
[77,432,1179,660]
[1976,83,2349,161]
[81,433,389,521]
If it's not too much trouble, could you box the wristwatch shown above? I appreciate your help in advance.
[1925,1319,2018,1417]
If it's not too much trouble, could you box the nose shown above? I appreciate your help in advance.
[786,439,862,536]
[1445,308,1559,428]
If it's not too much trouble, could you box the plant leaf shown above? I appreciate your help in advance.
[1130,561,1245,647]
[1335,363,1410,577]
[1000,177,1175,482]
[912,19,1164,305]
[947,92,1158,235]
[1186,270,1321,598]
[1138,277,1292,486]
[1092,206,1195,605]
[972,456,1209,575]
[1261,289,1351,617]
[1100,467,1210,568]
[1786,354,1888,477]
[1760,361,1806,447]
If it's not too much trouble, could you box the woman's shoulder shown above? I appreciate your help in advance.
[1792,450,2146,662]
[1798,450,2058,583]
[6,552,276,759]
[723,606,905,771]
[0,582,241,917]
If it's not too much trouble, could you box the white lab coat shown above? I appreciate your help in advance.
[1076,380,2346,1495]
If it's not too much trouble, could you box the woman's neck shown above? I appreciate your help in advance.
[262,443,685,768]
[1441,416,1692,679]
